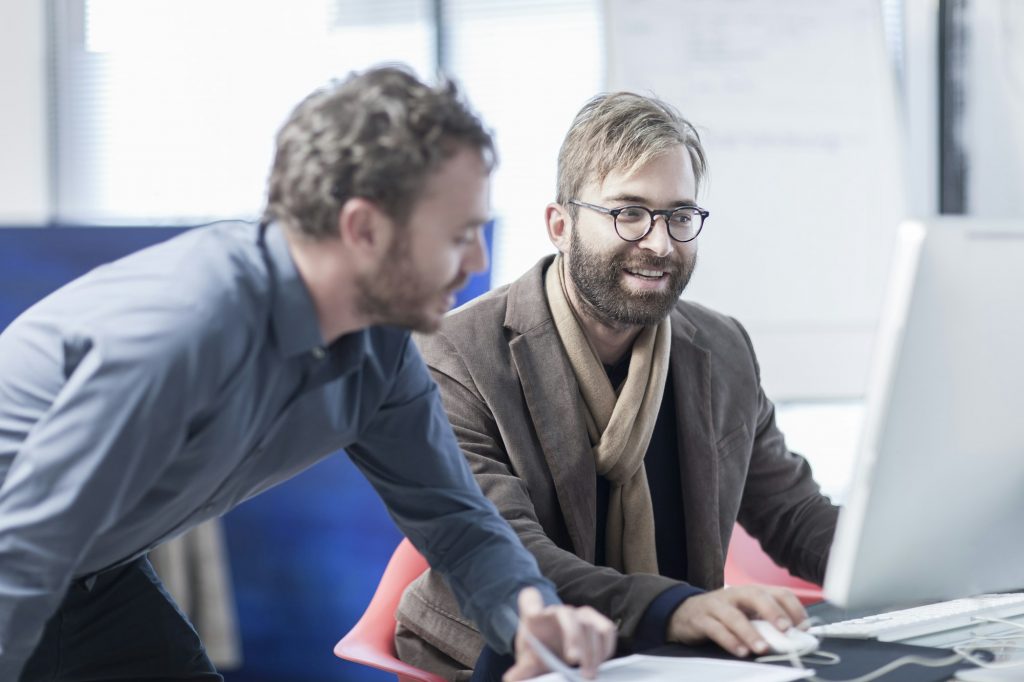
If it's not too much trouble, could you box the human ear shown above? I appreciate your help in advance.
[338,198,393,257]
[545,202,571,254]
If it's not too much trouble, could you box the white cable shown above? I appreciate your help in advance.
[756,650,841,666]
[757,646,961,682]
[967,631,1024,642]
[756,646,840,667]
[806,652,965,682]
[970,614,1024,633]
[954,617,1024,670]
[754,614,1024,682]
[954,642,1024,670]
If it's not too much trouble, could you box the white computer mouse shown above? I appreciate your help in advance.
[750,620,820,654]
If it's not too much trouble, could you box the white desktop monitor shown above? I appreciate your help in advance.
[824,218,1024,609]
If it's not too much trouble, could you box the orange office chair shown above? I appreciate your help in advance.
[724,524,823,605]
[334,538,446,682]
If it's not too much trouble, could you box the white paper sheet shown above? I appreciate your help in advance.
[527,654,814,681]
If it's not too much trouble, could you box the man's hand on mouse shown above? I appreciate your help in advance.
[667,585,808,657]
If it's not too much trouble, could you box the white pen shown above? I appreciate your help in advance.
[521,628,590,682]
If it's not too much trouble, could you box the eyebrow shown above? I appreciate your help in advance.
[462,216,492,230]
[604,193,697,208]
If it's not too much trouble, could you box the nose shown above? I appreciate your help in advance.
[464,225,489,275]
[638,215,673,257]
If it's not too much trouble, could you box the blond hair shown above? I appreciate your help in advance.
[557,92,707,216]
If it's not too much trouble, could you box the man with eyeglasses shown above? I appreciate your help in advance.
[395,92,839,680]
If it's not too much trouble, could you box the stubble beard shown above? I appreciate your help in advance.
[356,238,461,334]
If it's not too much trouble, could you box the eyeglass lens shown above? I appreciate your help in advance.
[614,206,703,241]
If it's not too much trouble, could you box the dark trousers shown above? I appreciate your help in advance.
[20,556,222,682]
[469,646,514,682]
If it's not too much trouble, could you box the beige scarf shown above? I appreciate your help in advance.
[544,255,671,574]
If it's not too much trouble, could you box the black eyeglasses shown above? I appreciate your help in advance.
[569,200,709,243]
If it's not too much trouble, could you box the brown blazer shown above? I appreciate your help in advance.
[395,256,838,678]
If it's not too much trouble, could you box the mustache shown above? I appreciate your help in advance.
[615,253,678,273]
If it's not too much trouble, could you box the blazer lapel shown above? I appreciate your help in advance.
[669,308,725,589]
[506,258,597,562]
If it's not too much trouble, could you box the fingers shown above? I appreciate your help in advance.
[503,657,536,682]
[592,606,618,659]
[774,588,811,629]
[517,586,545,618]
[553,601,584,667]
[509,590,617,681]
[697,613,750,657]
[734,585,803,631]
[669,585,810,657]
[570,606,616,675]
[702,594,768,656]
[542,604,608,677]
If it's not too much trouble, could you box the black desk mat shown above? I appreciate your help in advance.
[646,638,976,681]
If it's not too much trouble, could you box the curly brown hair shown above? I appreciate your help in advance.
[264,66,494,239]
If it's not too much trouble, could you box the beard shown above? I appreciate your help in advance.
[355,237,467,333]
[567,228,696,328]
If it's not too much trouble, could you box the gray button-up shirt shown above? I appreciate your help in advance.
[0,221,556,675]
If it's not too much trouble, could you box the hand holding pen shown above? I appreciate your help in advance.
[504,587,617,681]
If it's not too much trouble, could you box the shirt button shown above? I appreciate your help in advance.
[311,346,326,360]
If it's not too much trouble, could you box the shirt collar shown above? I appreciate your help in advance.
[261,221,327,358]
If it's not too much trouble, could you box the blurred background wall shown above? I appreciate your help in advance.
[2,1,1022,680]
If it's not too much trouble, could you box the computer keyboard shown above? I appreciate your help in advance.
[809,592,1024,642]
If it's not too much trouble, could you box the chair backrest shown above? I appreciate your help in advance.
[724,524,823,605]
[334,538,446,682]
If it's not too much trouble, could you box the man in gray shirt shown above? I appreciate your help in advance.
[0,66,614,681]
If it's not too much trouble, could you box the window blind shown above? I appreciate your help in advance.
[442,0,603,286]
[51,0,433,224]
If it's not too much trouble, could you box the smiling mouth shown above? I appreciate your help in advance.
[624,267,667,279]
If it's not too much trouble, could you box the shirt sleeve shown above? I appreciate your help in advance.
[345,337,560,655]
[0,322,199,677]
